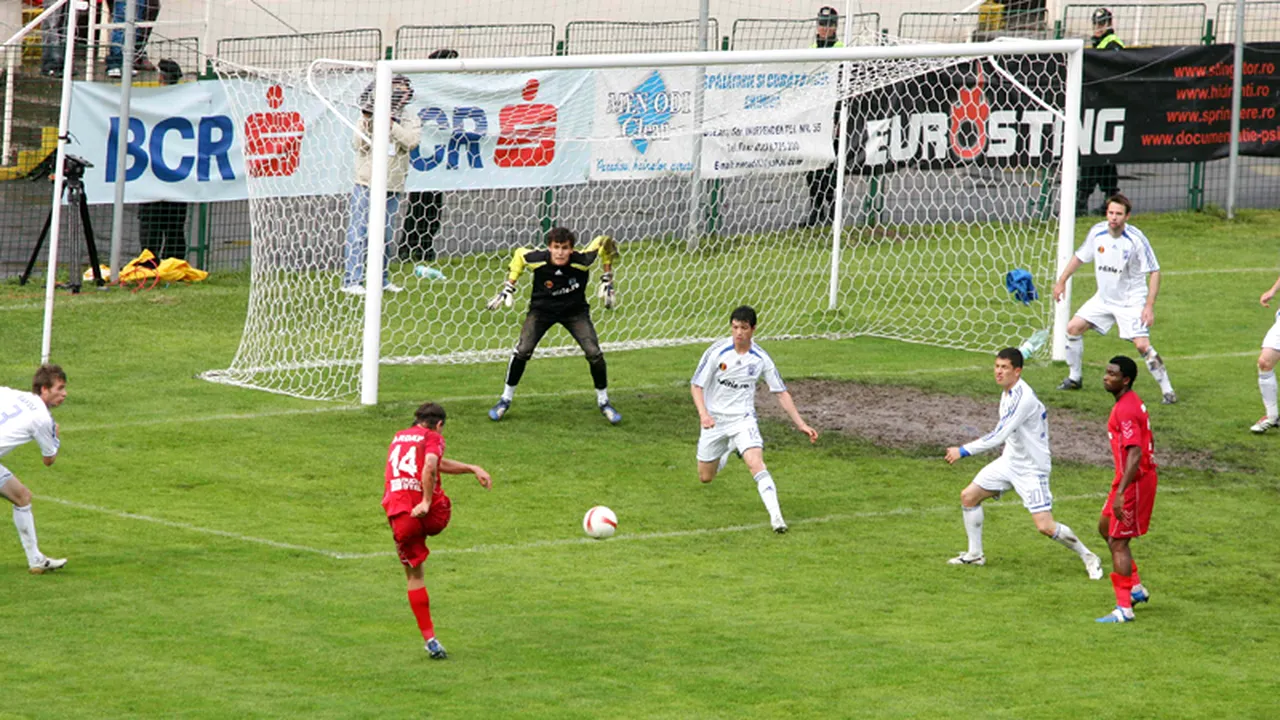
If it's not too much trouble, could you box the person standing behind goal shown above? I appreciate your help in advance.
[1052,194,1177,404]
[485,227,621,424]
[0,365,69,574]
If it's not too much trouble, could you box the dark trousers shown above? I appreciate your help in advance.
[400,191,443,261]
[805,163,837,226]
[504,308,607,390]
[1076,165,1119,213]
[138,201,188,258]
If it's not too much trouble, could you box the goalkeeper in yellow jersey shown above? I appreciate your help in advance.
[485,227,621,424]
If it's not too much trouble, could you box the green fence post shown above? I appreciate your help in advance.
[1054,19,1064,39]
[1186,18,1215,211]
[539,39,567,238]
[704,34,730,235]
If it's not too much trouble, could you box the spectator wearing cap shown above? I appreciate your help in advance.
[399,49,458,263]
[805,6,843,228]
[342,74,422,294]
[1076,8,1125,214]
[137,59,189,259]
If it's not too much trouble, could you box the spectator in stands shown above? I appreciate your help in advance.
[804,6,843,228]
[39,0,70,77]
[106,0,162,78]
[138,59,189,259]
[399,48,458,263]
[1076,7,1125,215]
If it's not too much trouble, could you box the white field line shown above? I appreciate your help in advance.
[37,485,1245,561]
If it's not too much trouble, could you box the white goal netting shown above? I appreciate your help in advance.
[204,37,1075,402]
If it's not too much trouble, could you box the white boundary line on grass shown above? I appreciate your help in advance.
[37,485,1245,561]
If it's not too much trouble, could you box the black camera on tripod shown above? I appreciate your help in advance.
[19,151,104,290]
[60,153,93,183]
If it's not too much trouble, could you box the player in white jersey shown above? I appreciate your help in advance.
[690,305,818,533]
[945,348,1103,577]
[1052,194,1177,404]
[0,364,69,574]
[1249,271,1280,433]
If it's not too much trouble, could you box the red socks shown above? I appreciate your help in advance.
[408,587,435,640]
[1110,572,1134,609]
[1129,559,1141,586]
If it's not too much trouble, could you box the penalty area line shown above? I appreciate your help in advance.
[39,485,1243,561]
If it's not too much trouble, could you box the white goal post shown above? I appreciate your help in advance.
[205,38,1083,405]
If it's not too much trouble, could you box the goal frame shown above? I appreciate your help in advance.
[354,39,1084,405]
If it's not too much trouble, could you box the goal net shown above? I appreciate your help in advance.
[203,38,1081,403]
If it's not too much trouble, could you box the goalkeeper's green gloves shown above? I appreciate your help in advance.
[486,280,516,310]
[597,271,617,309]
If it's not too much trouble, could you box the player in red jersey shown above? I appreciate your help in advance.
[383,402,492,658]
[1096,356,1157,624]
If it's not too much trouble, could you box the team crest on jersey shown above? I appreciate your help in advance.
[748,365,758,375]
[1097,245,1105,253]
[545,280,554,288]
[718,362,727,371]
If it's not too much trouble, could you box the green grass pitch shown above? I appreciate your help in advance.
[0,211,1277,718]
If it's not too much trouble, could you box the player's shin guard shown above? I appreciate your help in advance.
[1110,572,1134,610]
[1065,335,1084,381]
[12,505,40,565]
[962,505,984,557]
[753,470,782,520]
[1051,522,1089,557]
[407,587,435,641]
[1143,348,1174,394]
[1260,370,1279,419]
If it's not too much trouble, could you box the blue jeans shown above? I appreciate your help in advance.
[344,185,402,288]
[106,0,160,70]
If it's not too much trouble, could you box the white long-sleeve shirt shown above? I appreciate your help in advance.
[961,378,1050,475]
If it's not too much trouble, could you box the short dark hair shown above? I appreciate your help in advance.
[32,364,66,395]
[817,5,839,26]
[1109,355,1138,386]
[547,227,576,247]
[157,58,183,85]
[1106,193,1132,215]
[996,347,1025,369]
[730,305,758,328]
[414,402,447,429]
[428,48,459,60]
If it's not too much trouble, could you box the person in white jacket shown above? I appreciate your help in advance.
[342,74,422,294]
[944,347,1103,578]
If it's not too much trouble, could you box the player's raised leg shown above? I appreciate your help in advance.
[1031,510,1102,579]
[1252,347,1280,433]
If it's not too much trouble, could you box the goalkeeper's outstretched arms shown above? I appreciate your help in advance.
[585,235,620,309]
[485,247,532,310]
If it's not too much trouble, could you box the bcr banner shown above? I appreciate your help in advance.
[66,71,596,204]
[589,62,837,180]
[1082,43,1280,164]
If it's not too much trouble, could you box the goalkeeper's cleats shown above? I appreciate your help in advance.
[1057,377,1082,391]
[599,403,622,425]
[1251,416,1279,434]
[1130,585,1150,605]
[1096,606,1134,624]
[425,637,448,660]
[947,552,985,566]
[488,399,511,422]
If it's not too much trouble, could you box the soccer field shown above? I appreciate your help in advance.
[1,211,1278,718]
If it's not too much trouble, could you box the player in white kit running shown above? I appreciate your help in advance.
[690,305,819,533]
[0,365,69,574]
[1250,271,1280,433]
[945,348,1103,578]
[1052,194,1178,404]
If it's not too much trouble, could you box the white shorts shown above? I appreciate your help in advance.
[1075,296,1148,340]
[0,464,12,488]
[972,456,1053,514]
[1263,315,1280,351]
[696,415,763,463]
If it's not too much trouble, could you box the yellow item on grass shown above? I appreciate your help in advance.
[118,250,209,284]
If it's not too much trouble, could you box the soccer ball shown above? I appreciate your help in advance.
[582,506,617,539]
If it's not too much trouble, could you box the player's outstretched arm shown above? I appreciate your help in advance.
[1052,256,1085,302]
[486,248,528,310]
[774,390,818,443]
[439,457,493,490]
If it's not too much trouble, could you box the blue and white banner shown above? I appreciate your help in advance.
[66,71,596,204]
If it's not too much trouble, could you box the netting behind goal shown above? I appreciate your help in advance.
[204,41,1077,402]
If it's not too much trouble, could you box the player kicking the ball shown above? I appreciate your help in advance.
[382,402,492,659]
[485,227,621,424]
[1052,194,1177,404]
[1096,356,1157,624]
[945,348,1103,578]
[690,305,818,533]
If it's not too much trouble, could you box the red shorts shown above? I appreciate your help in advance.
[1101,475,1156,538]
[387,495,452,568]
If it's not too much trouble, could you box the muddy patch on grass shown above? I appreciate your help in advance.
[757,380,1216,470]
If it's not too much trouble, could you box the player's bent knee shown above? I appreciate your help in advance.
[1259,353,1278,373]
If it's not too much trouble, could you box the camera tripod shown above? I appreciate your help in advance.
[20,165,104,291]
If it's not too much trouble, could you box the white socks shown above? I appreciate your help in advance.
[1065,335,1084,381]
[596,388,609,406]
[1142,347,1174,394]
[500,384,515,402]
[1051,522,1090,558]
[753,470,783,522]
[13,505,41,566]
[962,505,984,557]
[1260,370,1278,419]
